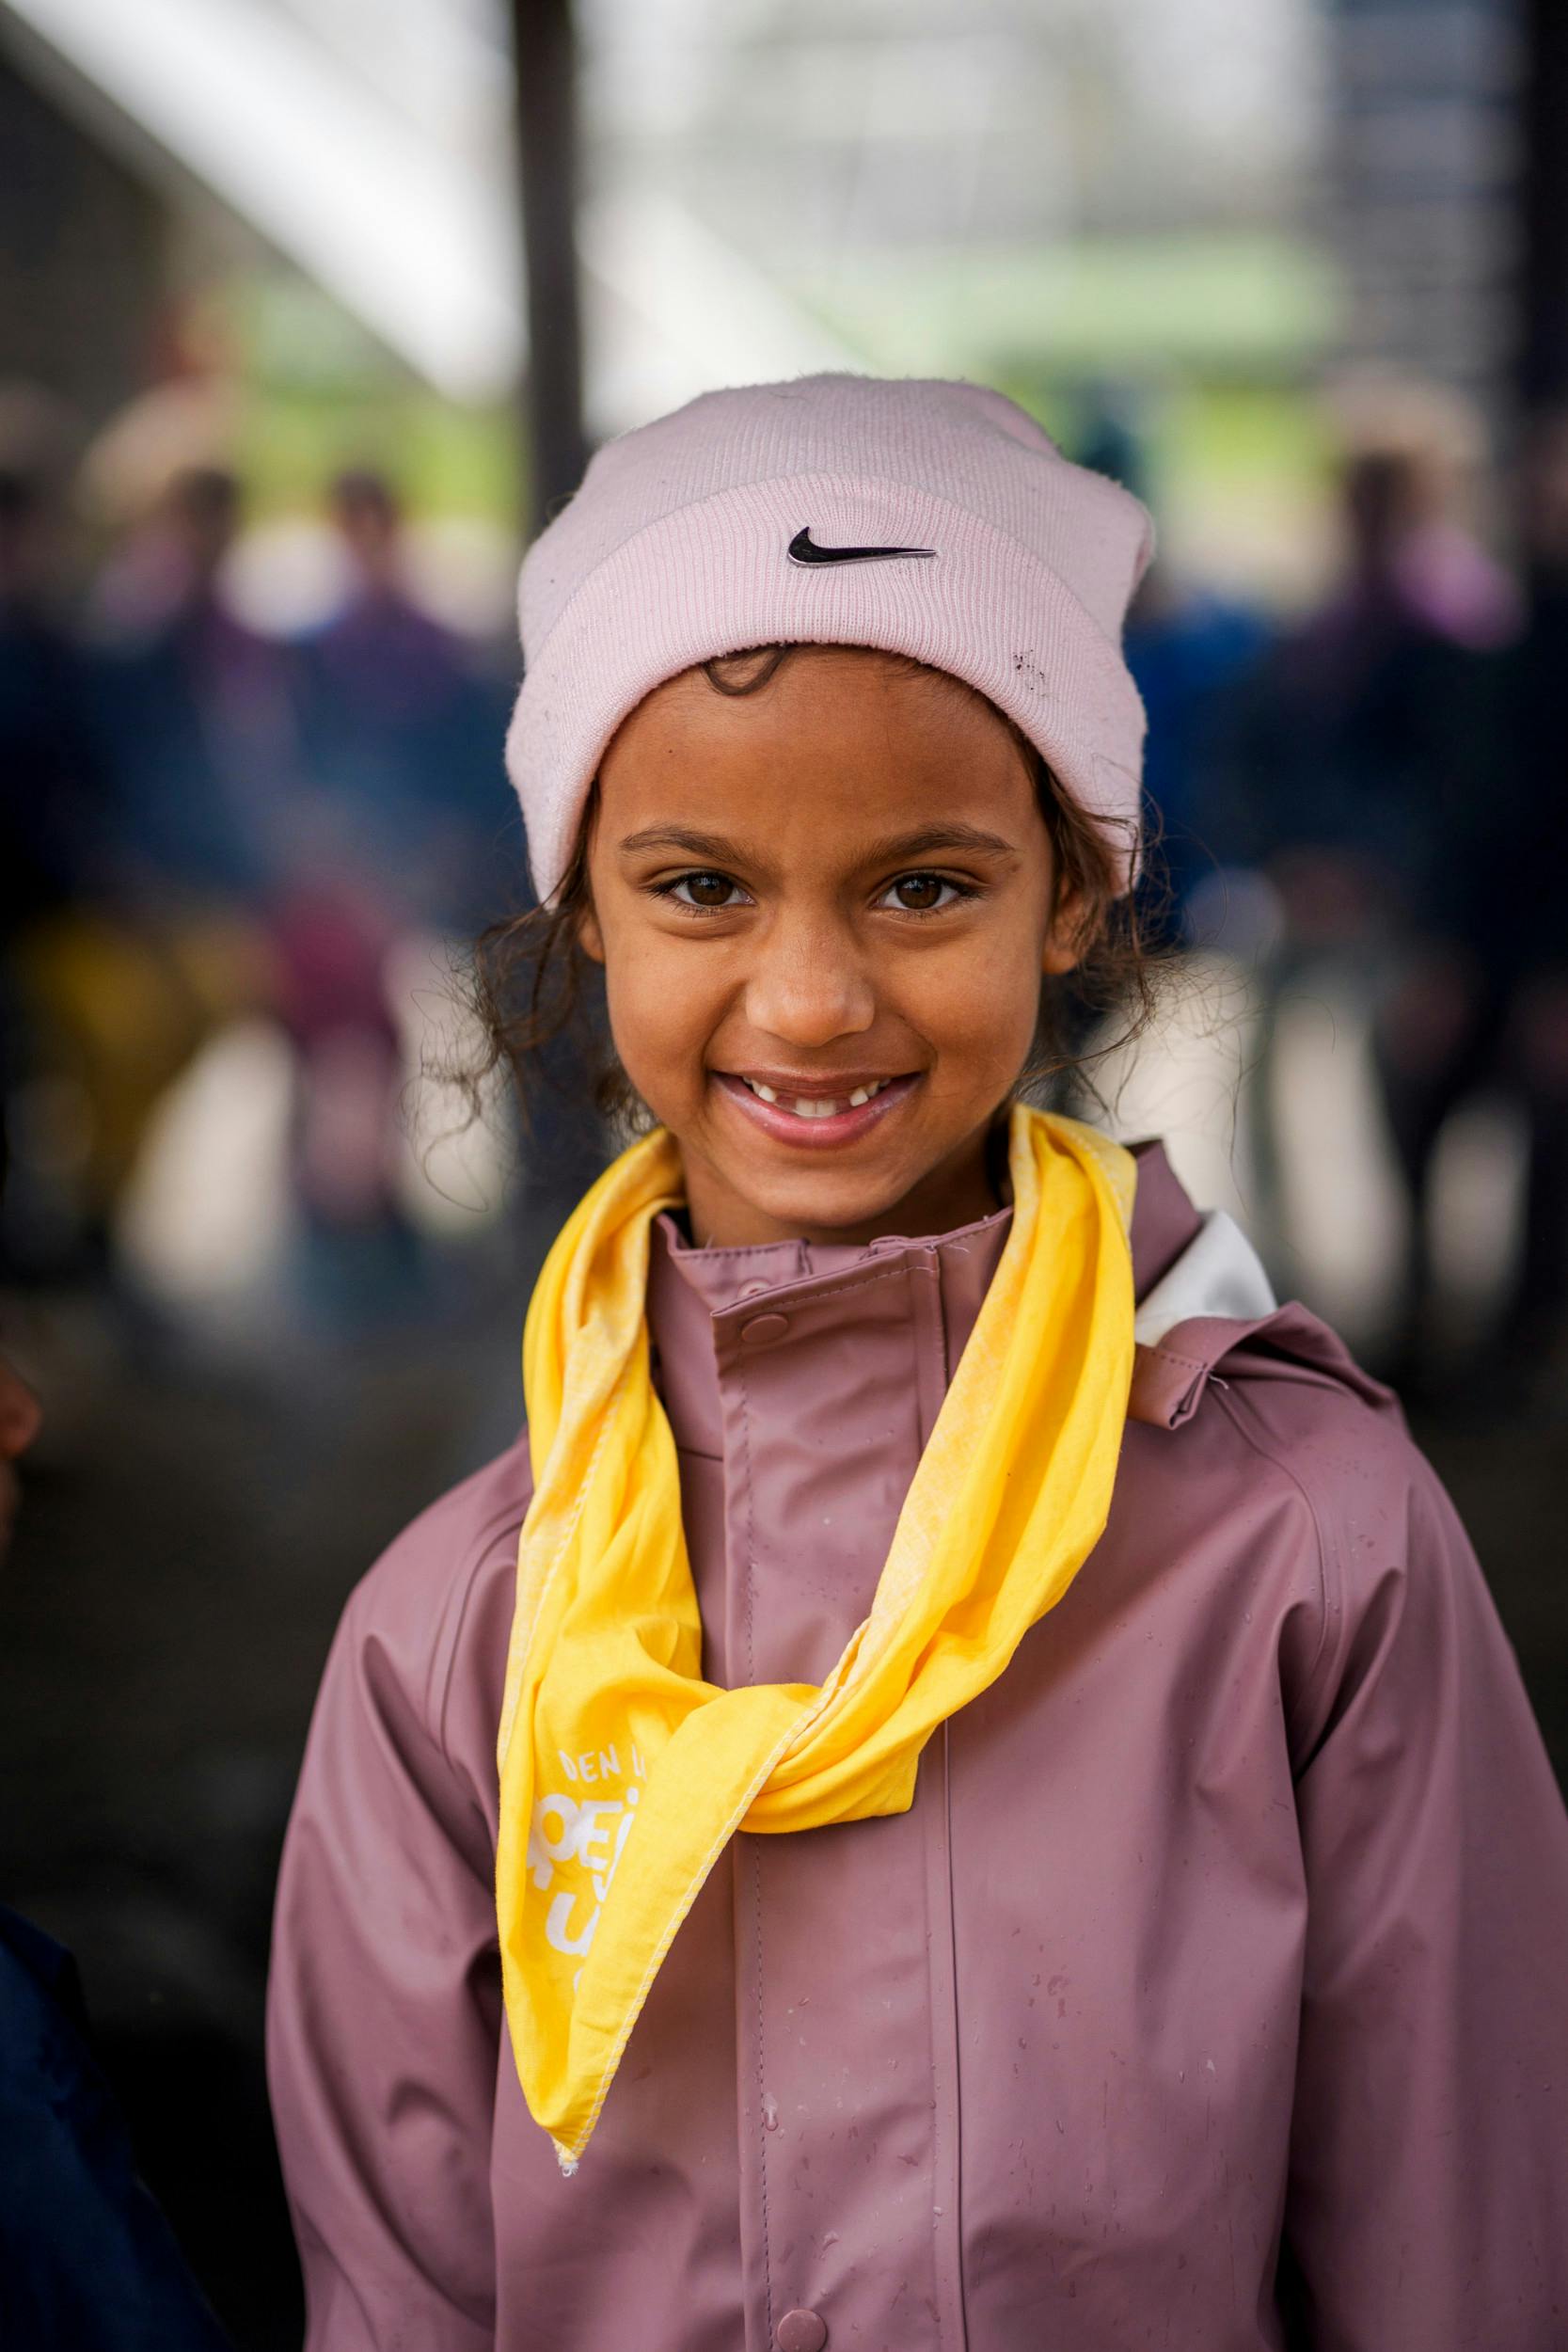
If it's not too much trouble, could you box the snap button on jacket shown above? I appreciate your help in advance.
[268,1141,1568,2351]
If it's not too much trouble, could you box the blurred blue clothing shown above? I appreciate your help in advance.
[0,1903,230,2350]
[1211,573,1497,937]
[293,589,521,934]
[1123,586,1273,927]
[84,599,298,905]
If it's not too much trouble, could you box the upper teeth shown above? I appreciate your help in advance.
[744,1077,891,1117]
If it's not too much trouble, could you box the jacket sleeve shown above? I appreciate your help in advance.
[266,1531,513,2352]
[1280,1440,1568,2349]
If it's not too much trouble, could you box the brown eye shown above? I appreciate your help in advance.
[889,873,950,912]
[673,871,740,909]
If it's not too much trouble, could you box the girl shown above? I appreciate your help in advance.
[267,375,1568,2352]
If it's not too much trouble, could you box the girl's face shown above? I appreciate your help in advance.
[580,645,1084,1248]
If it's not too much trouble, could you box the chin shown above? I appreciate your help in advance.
[733,1161,924,1236]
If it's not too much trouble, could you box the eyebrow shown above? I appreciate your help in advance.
[614,821,1020,863]
[616,825,752,861]
[871,823,1019,862]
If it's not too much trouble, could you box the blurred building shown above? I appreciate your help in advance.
[0,0,519,411]
[0,0,854,446]
[0,45,163,428]
[1323,0,1522,454]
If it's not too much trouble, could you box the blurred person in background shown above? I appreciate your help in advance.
[3,457,279,1295]
[1211,389,1515,905]
[1212,387,1518,1382]
[0,1143,231,2349]
[266,850,423,1333]
[293,468,518,940]
[272,468,526,1327]
[85,463,298,907]
[1384,401,1568,1401]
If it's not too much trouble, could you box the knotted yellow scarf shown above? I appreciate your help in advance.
[497,1103,1135,2170]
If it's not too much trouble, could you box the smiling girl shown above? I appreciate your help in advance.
[267,376,1568,2352]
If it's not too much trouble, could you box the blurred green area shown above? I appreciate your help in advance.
[220,275,523,520]
[799,232,1338,379]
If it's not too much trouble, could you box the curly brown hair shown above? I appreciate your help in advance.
[457,644,1170,1137]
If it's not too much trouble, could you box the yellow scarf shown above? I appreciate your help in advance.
[496,1103,1135,2170]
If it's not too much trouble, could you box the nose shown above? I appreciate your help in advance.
[742,898,879,1049]
[743,909,876,1050]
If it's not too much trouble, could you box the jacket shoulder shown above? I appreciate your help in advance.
[335,1429,533,1771]
[1211,1303,1425,1522]
[1208,1330,1493,1745]
[1212,1330,1430,1560]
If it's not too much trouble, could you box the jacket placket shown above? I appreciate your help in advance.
[711,1246,970,2352]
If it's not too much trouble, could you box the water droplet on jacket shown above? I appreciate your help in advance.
[762,2093,780,2131]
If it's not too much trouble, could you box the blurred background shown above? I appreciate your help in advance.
[2,0,1566,2341]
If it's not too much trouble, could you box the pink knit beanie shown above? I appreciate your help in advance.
[504,373,1156,901]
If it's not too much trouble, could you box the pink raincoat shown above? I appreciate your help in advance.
[268,1138,1568,2349]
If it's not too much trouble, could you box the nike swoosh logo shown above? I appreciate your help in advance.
[787,526,936,566]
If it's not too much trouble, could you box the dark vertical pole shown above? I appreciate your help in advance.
[1518,0,1568,413]
[510,0,590,536]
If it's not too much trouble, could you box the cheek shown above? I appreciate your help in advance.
[598,923,725,1096]
[908,916,1049,1072]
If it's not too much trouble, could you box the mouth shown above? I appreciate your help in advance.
[742,1074,897,1117]
[712,1069,922,1148]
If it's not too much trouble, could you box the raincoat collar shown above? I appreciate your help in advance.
[645,1135,1393,1446]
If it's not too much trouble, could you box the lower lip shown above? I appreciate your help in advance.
[712,1072,921,1149]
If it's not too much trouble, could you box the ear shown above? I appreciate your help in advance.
[1042,877,1091,977]
[577,899,606,965]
